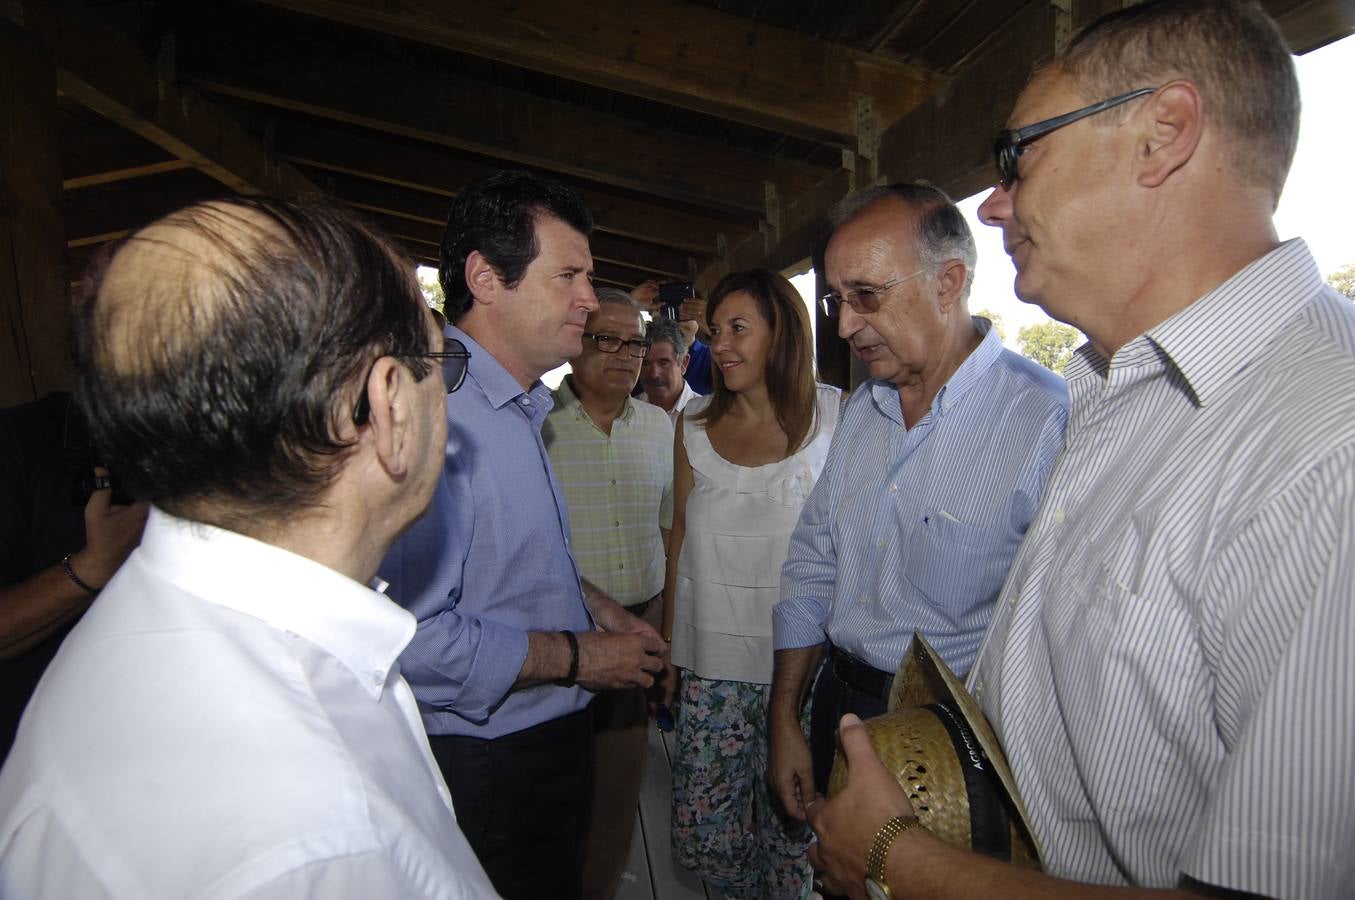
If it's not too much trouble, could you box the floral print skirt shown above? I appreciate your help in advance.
[670,673,813,900]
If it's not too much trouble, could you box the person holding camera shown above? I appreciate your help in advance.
[631,279,713,395]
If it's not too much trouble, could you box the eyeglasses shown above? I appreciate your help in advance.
[820,270,926,318]
[993,86,1158,190]
[584,332,652,358]
[352,338,471,426]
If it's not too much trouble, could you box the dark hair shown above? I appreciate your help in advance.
[829,183,977,301]
[71,197,433,527]
[1060,0,1299,201]
[438,170,594,322]
[693,268,817,454]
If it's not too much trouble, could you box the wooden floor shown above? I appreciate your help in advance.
[614,726,727,900]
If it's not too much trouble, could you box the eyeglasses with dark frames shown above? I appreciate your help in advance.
[819,269,927,318]
[993,86,1158,190]
[352,338,471,426]
[584,332,652,358]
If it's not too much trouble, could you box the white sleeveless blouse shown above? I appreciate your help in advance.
[670,383,841,683]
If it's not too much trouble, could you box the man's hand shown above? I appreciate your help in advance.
[585,587,661,641]
[71,467,149,590]
[630,280,661,313]
[806,714,915,897]
[576,630,666,691]
[769,710,819,821]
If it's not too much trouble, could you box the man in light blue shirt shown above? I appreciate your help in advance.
[378,171,665,900]
[768,184,1068,823]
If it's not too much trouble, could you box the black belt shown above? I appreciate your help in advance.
[828,645,894,702]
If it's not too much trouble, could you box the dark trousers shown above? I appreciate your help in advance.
[808,651,891,798]
[429,707,593,900]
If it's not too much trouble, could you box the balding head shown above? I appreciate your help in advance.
[73,197,434,528]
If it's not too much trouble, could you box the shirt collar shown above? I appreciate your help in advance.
[1069,240,1322,408]
[554,376,635,424]
[135,507,415,700]
[868,316,1004,423]
[449,323,552,410]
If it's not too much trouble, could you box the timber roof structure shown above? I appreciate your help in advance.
[3,0,1351,401]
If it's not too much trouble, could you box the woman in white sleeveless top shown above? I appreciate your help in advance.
[661,268,840,899]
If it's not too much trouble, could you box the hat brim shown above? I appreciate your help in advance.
[888,632,1043,865]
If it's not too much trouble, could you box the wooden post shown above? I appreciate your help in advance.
[0,10,67,406]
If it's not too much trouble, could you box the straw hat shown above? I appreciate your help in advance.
[826,634,1042,869]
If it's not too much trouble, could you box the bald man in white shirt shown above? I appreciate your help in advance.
[0,197,498,899]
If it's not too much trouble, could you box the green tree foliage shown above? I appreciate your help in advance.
[1018,321,1081,374]
[1326,263,1355,300]
[416,266,445,310]
[975,308,1005,342]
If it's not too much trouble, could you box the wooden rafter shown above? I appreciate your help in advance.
[51,0,315,196]
[258,0,945,148]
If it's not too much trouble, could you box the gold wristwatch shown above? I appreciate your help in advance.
[864,815,921,900]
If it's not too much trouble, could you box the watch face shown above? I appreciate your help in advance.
[865,877,891,900]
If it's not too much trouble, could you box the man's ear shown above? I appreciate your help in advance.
[679,352,691,375]
[364,357,411,478]
[465,250,498,306]
[1136,80,1203,189]
[935,259,967,313]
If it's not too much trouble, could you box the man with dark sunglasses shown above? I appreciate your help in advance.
[378,172,666,900]
[0,198,497,897]
[809,2,1355,898]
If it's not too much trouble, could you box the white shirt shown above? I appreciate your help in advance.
[640,381,698,425]
[0,508,499,899]
[672,384,840,683]
[971,240,1355,897]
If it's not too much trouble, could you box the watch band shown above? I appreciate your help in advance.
[866,815,922,896]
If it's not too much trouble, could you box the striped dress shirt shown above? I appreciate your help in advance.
[543,378,674,607]
[775,320,1068,676]
[971,240,1355,897]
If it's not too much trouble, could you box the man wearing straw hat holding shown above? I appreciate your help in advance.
[807,1,1354,898]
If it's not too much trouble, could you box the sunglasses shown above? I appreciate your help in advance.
[352,338,471,426]
[993,86,1158,190]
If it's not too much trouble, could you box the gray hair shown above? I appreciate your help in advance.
[828,183,978,303]
[1058,0,1298,204]
[595,286,639,308]
[645,317,689,358]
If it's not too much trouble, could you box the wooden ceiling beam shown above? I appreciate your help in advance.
[63,159,195,190]
[50,0,316,196]
[258,0,945,148]
[264,116,738,258]
[192,49,822,217]
[310,171,696,282]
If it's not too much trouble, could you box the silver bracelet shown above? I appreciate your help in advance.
[61,553,98,596]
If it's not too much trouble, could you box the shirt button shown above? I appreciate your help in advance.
[614,520,621,527]
[1052,508,1066,524]
[611,479,617,485]
[859,593,869,605]
[890,484,898,493]
[371,668,386,686]
[877,538,886,550]
[619,563,625,570]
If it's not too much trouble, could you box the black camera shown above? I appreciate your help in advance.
[657,282,695,321]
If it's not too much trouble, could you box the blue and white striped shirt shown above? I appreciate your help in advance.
[774,320,1068,676]
[971,240,1355,896]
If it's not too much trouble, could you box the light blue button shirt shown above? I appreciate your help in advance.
[379,326,593,739]
[774,321,1068,676]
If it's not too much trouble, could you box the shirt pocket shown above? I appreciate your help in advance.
[901,508,1009,612]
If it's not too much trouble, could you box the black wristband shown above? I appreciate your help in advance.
[561,630,580,686]
[61,553,98,597]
